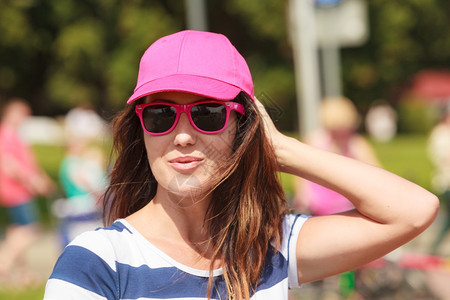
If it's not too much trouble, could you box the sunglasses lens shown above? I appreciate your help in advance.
[142,105,177,133]
[191,103,227,132]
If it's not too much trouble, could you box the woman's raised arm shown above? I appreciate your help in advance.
[256,99,439,284]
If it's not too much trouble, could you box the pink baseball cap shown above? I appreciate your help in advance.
[127,30,254,104]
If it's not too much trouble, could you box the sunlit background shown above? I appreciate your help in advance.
[0,0,449,299]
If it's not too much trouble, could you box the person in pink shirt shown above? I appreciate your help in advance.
[292,96,382,297]
[0,98,54,285]
[293,96,381,216]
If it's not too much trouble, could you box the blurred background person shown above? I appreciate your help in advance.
[52,105,108,247]
[292,96,382,298]
[0,98,54,286]
[365,100,398,143]
[64,103,107,142]
[54,140,107,247]
[427,104,450,255]
[293,96,381,215]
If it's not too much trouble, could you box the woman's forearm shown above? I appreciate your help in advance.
[278,136,438,228]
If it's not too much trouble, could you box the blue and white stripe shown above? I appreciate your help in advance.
[45,214,308,300]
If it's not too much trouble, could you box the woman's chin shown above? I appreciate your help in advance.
[164,174,210,204]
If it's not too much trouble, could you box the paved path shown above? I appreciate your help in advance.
[24,230,62,282]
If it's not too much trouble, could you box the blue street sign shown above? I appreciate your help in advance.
[315,0,342,6]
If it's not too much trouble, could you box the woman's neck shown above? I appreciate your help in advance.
[125,186,219,269]
[152,190,211,242]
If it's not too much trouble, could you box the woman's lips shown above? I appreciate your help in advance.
[169,156,204,171]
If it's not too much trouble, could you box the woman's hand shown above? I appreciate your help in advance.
[254,97,280,143]
[254,97,296,172]
[29,171,55,197]
[254,97,438,284]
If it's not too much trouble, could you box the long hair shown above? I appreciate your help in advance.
[102,98,155,224]
[103,92,288,299]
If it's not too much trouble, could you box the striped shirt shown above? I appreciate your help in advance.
[44,214,308,299]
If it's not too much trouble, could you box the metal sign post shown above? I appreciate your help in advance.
[315,0,369,98]
[185,0,208,31]
[289,0,368,135]
[289,0,322,135]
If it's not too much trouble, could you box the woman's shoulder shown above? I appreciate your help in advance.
[46,221,132,299]
[67,220,133,256]
[279,214,310,252]
[282,214,310,233]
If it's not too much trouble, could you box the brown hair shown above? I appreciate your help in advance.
[103,92,288,299]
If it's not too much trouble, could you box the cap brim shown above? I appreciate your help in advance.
[127,74,242,104]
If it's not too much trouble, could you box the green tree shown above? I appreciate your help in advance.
[0,0,182,114]
[341,0,450,111]
[46,0,181,110]
[211,0,297,130]
[1,0,449,131]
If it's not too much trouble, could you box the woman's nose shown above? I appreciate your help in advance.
[172,113,197,147]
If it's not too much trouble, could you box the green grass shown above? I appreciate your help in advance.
[0,134,434,298]
[369,134,433,191]
[1,134,433,225]
[32,144,65,182]
[0,284,45,300]
[30,134,434,204]
[279,133,433,198]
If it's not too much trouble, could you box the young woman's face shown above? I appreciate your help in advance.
[143,92,237,202]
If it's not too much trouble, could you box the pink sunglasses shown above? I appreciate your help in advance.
[135,100,245,135]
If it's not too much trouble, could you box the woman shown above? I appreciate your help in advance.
[0,99,54,285]
[293,96,381,216]
[428,105,450,254]
[44,30,438,300]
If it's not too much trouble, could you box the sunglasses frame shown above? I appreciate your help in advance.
[135,100,245,135]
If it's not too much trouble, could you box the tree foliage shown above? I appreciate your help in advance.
[0,0,449,130]
[0,0,182,115]
[342,0,450,110]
